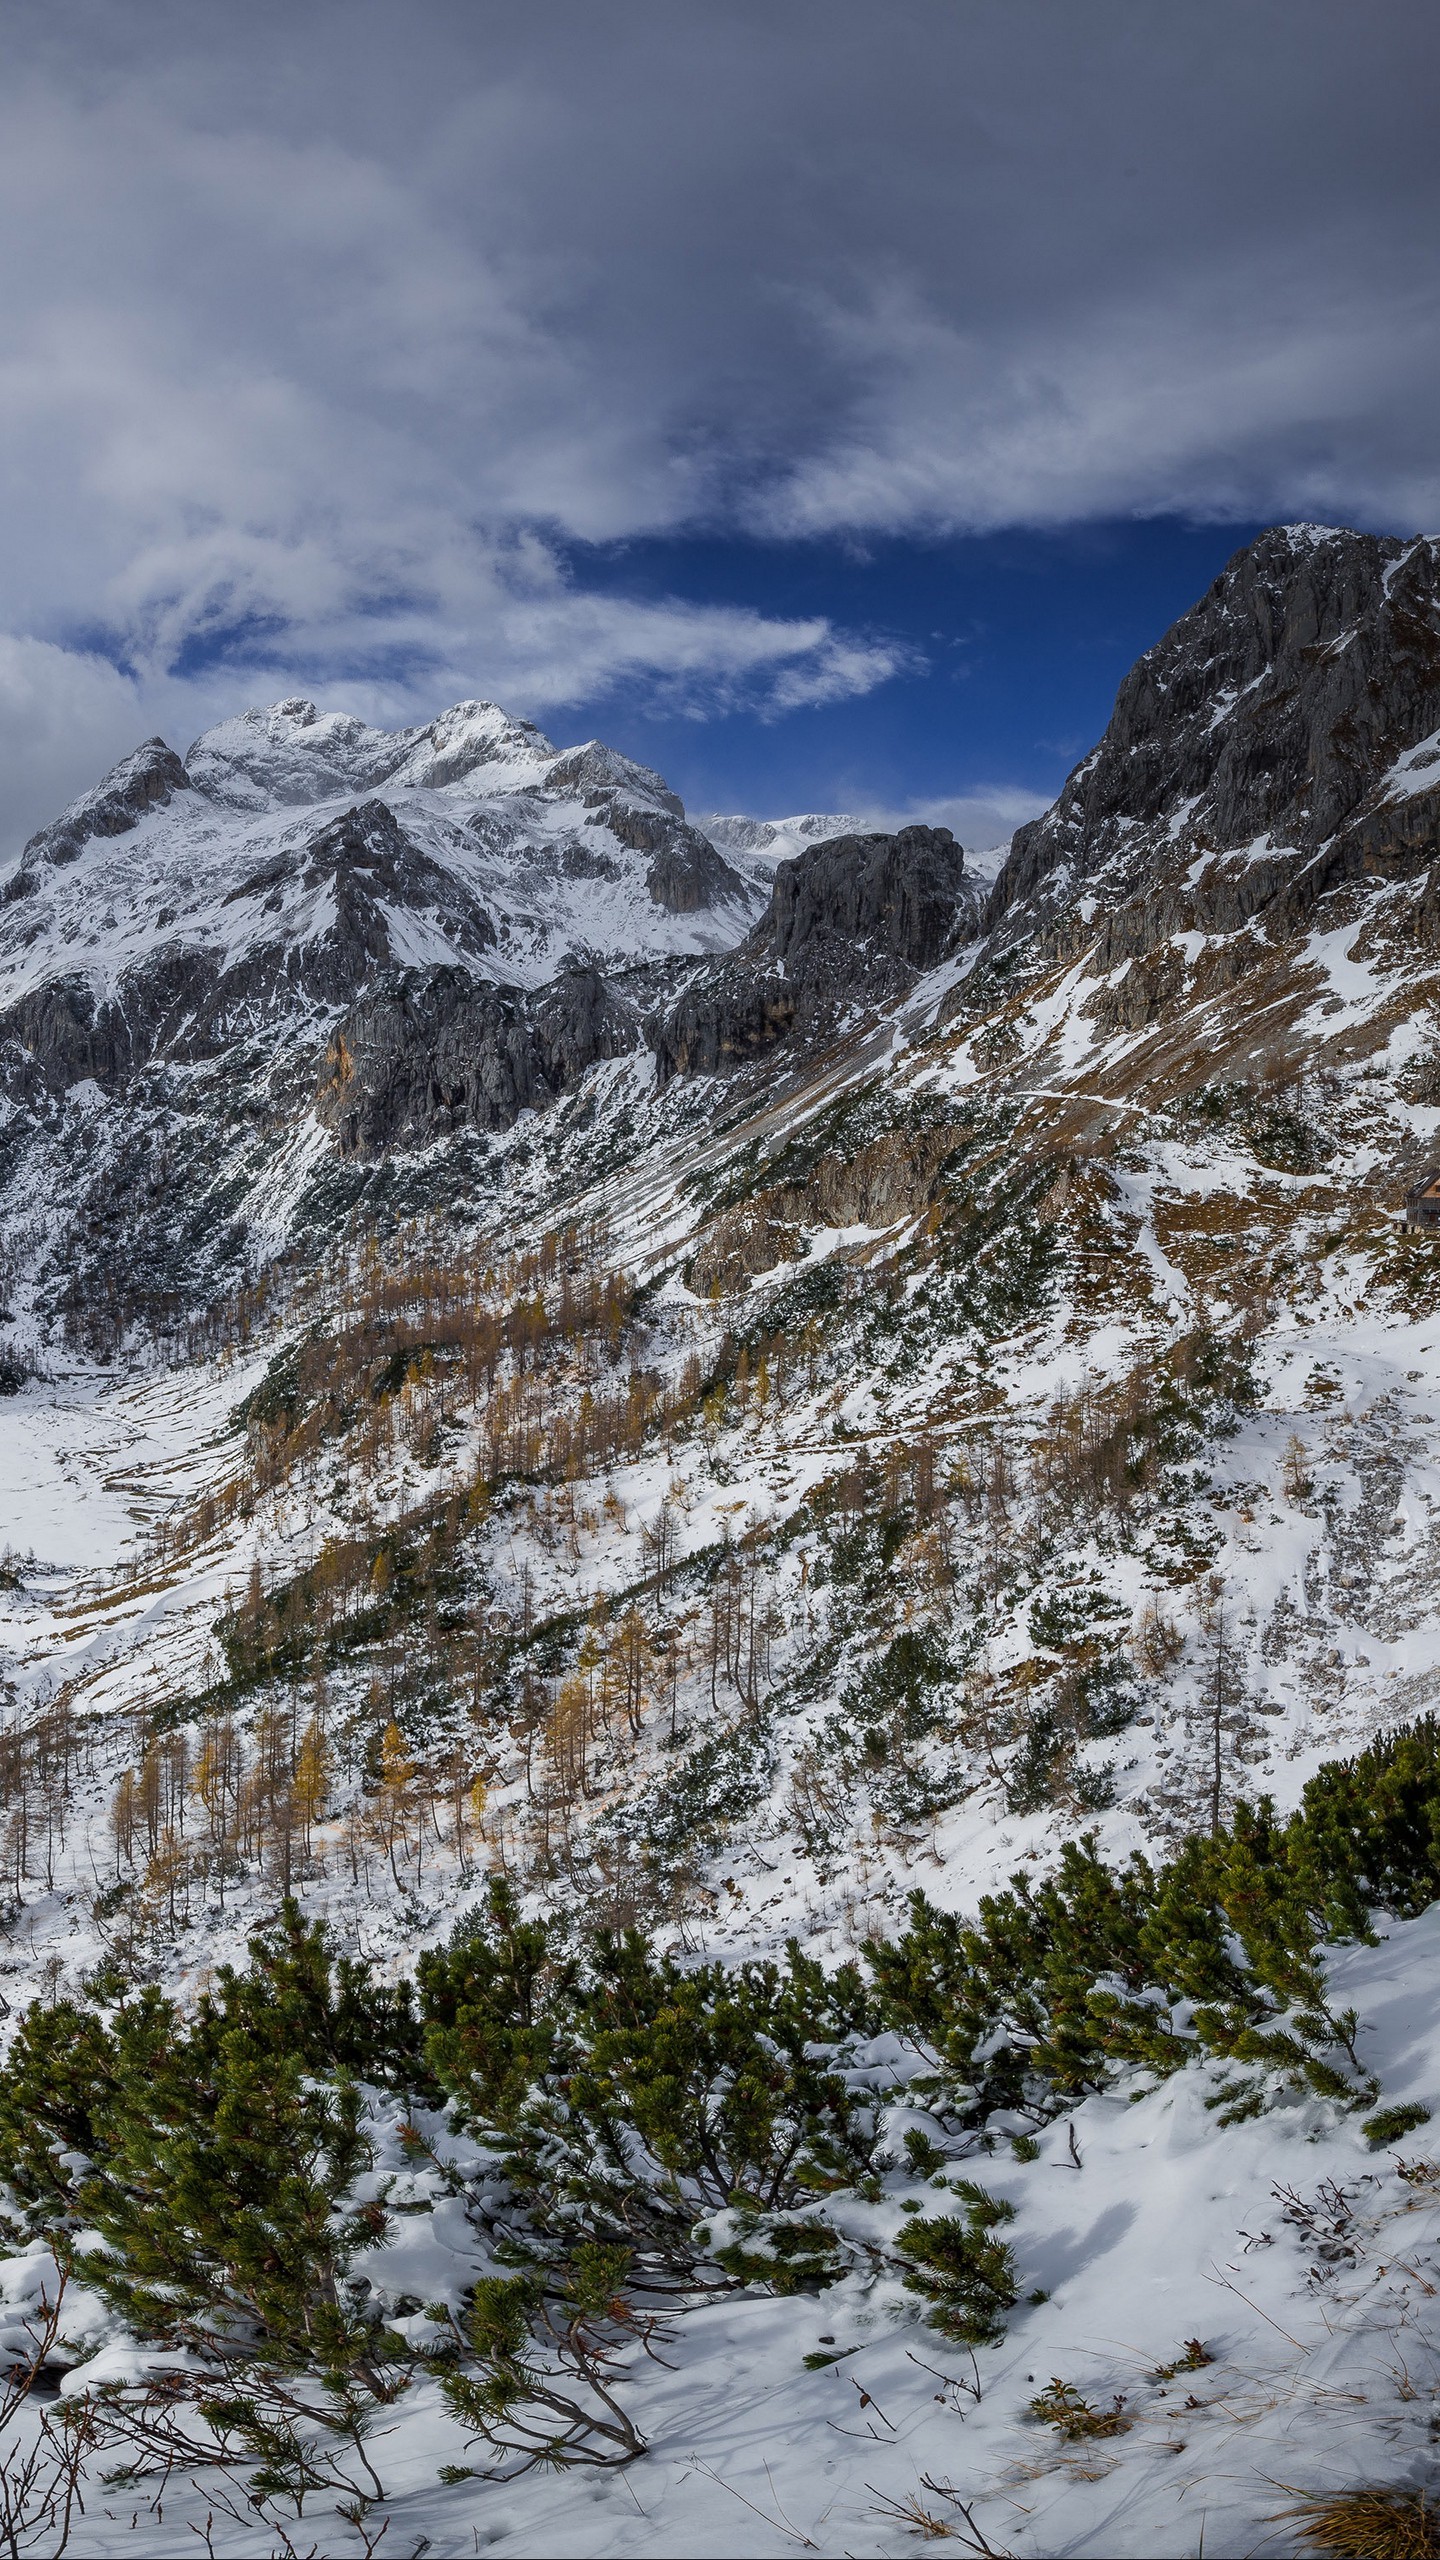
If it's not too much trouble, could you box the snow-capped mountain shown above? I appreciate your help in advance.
[0,697,766,1344]
[697,807,866,866]
[3,529,1440,2556]
[0,691,982,1351]
[3,695,754,1034]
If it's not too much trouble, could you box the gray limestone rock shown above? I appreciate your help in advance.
[315,961,640,1156]
[986,524,1440,965]
[19,738,191,875]
[768,824,969,971]
[654,823,971,1077]
[293,798,496,1000]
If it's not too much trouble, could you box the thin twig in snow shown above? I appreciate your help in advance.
[1202,2265,1308,2349]
[683,2456,820,2550]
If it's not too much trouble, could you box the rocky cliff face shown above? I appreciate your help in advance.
[316,963,641,1157]
[9,523,1440,1354]
[987,525,1440,996]
[655,823,972,1077]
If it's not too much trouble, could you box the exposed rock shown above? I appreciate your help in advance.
[0,943,303,1091]
[526,741,746,914]
[0,696,769,1338]
[0,799,507,1099]
[688,1123,964,1292]
[531,963,638,1090]
[988,524,1440,962]
[768,825,969,971]
[688,1207,806,1296]
[315,962,639,1156]
[296,798,496,995]
[541,742,684,815]
[645,824,746,915]
[1083,945,1188,1034]
[658,963,799,1080]
[544,768,743,914]
[19,738,191,875]
[655,824,971,1077]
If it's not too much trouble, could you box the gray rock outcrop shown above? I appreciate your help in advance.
[316,962,640,1156]
[987,524,1440,966]
[12,738,191,888]
[538,742,746,914]
[656,823,971,1077]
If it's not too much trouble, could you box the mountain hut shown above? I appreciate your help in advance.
[1404,1169,1440,1227]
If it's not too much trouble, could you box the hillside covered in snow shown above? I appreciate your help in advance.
[0,526,1439,2556]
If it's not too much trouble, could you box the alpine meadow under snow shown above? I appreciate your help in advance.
[0,526,1438,2556]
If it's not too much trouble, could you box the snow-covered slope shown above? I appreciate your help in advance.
[2,697,754,1023]
[1,527,1440,2555]
[0,696,771,1352]
[700,806,865,868]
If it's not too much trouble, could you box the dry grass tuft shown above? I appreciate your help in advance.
[1285,2489,1440,2560]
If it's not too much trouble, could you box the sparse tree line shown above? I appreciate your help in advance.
[42,1132,1343,2003]
[0,1289,1285,1960]
[0,1694,90,1900]
[125,1331,1272,1945]
[95,1695,491,1953]
[0,1720,1433,2530]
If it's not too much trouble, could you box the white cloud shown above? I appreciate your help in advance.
[0,73,909,840]
[0,638,149,852]
[754,257,1440,539]
[849,788,1051,857]
[0,1,1437,834]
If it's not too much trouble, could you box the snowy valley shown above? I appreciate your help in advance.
[0,525,1438,2555]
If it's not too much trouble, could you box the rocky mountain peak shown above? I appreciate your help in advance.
[184,696,558,812]
[989,521,1440,949]
[19,735,191,876]
[536,739,746,915]
[540,739,683,814]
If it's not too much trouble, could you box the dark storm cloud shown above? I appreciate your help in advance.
[0,0,1436,836]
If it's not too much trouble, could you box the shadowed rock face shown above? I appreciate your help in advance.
[642,822,745,915]
[768,826,969,971]
[316,963,640,1156]
[987,524,1440,961]
[655,824,971,1077]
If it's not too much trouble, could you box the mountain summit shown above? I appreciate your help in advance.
[5,526,1440,1349]
[989,522,1440,971]
[0,700,766,1341]
[2,532,1440,2555]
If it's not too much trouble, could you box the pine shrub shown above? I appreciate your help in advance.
[893,2183,1018,2341]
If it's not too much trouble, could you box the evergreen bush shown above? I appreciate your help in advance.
[893,2183,1018,2340]
[0,1720,1435,2475]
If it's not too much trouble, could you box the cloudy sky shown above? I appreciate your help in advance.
[0,0,1436,849]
